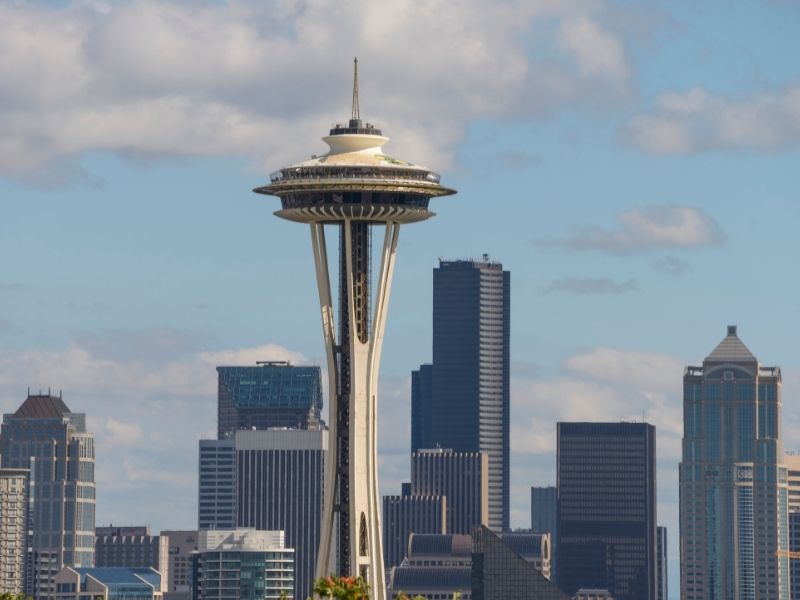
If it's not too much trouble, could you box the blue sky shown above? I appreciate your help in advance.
[1,1,800,596]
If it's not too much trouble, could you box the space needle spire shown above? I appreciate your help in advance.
[351,57,360,123]
[254,60,456,599]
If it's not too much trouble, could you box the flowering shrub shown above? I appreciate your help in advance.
[313,575,370,599]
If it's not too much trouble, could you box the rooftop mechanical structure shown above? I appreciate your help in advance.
[254,59,456,597]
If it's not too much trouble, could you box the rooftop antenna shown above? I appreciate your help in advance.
[351,57,360,125]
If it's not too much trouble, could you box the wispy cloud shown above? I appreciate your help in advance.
[625,86,800,154]
[536,204,726,255]
[544,277,640,295]
[652,256,689,277]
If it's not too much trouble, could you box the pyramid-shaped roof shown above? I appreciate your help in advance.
[13,394,71,419]
[705,325,757,364]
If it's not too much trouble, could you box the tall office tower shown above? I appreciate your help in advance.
[197,439,235,530]
[94,526,169,591]
[427,257,510,531]
[471,526,568,600]
[411,448,489,535]
[254,59,456,596]
[0,393,96,599]
[217,363,323,438]
[0,467,28,594]
[197,429,326,600]
[656,526,667,600]
[557,422,657,600]
[410,364,433,453]
[382,495,446,571]
[192,529,293,600]
[531,486,557,537]
[679,326,790,600]
[235,429,326,600]
[159,531,197,600]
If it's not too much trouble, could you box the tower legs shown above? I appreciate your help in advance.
[311,220,400,600]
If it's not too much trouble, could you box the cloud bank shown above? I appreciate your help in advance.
[626,86,800,155]
[0,0,634,182]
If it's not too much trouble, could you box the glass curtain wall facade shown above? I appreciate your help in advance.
[1,394,96,600]
[556,422,657,600]
[426,257,510,531]
[679,326,789,600]
[410,364,433,453]
[217,364,323,438]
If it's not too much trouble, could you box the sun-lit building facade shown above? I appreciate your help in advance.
[679,326,790,600]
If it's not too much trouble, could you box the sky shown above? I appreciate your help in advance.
[1,1,800,597]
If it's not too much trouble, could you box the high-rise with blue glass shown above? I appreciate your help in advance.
[679,326,790,600]
[0,393,96,600]
[217,362,323,438]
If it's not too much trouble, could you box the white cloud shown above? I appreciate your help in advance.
[0,0,633,182]
[544,277,639,294]
[537,204,726,255]
[103,417,144,445]
[557,16,629,81]
[626,86,800,154]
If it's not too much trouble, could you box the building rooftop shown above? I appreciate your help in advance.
[409,534,472,558]
[73,567,160,589]
[13,394,71,419]
[704,325,757,363]
[217,364,323,411]
[498,532,546,557]
[390,566,472,590]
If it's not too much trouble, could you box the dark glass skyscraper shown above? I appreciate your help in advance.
[556,422,657,600]
[421,257,510,531]
[217,362,323,438]
[410,364,433,453]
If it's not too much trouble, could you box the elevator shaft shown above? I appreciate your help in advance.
[335,221,370,574]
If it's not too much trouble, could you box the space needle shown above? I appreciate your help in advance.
[254,59,456,597]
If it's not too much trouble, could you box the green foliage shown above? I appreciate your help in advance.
[0,594,32,600]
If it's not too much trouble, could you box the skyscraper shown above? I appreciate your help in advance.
[197,429,326,600]
[254,58,456,596]
[531,486,557,538]
[424,257,510,531]
[557,422,657,600]
[1,393,96,599]
[656,526,667,600]
[217,362,323,438]
[198,438,236,530]
[679,326,790,600]
[382,495,446,571]
[410,364,433,453]
[0,467,28,595]
[411,448,489,535]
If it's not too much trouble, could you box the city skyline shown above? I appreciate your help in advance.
[2,2,800,598]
